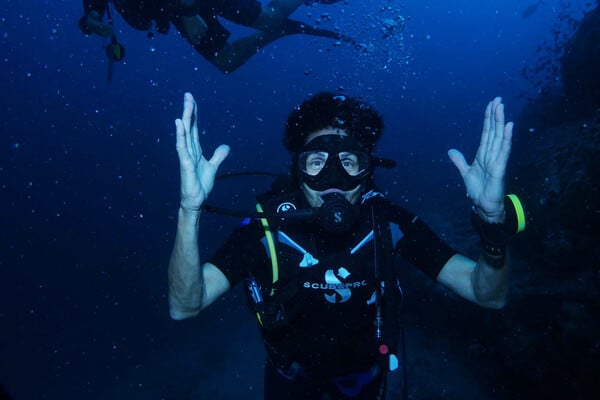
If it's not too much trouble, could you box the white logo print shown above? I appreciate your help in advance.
[325,267,351,303]
[276,202,297,213]
[302,268,368,303]
[361,190,384,204]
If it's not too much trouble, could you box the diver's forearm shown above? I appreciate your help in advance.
[471,251,509,309]
[168,207,204,319]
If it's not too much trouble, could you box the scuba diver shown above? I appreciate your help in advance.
[78,0,353,74]
[168,91,525,399]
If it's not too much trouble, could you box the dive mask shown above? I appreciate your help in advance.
[295,135,372,192]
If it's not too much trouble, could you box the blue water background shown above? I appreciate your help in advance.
[0,1,592,399]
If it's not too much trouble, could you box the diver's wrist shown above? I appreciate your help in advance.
[179,204,201,216]
[475,206,506,223]
[480,244,507,269]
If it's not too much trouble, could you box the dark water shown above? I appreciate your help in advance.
[0,1,594,399]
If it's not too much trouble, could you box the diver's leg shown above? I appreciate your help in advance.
[179,15,208,45]
[251,0,305,30]
[208,28,287,73]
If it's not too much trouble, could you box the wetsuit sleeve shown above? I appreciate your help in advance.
[391,205,457,280]
[206,220,270,287]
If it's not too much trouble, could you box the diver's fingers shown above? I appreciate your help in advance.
[181,93,195,153]
[495,121,513,173]
[448,149,469,178]
[479,100,494,156]
[181,93,193,131]
[488,99,505,160]
[190,94,202,158]
[175,118,191,163]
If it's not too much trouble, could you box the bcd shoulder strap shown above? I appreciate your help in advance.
[367,195,402,372]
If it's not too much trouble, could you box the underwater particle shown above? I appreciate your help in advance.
[426,34,431,40]
[381,18,398,38]
[529,127,536,133]
[12,143,19,149]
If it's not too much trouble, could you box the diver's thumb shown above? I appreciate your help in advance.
[210,144,230,168]
[447,149,468,176]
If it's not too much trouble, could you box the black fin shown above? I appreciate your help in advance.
[280,18,358,47]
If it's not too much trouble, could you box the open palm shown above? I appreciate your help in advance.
[448,97,513,222]
[175,93,230,211]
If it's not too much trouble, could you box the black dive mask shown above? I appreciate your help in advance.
[295,135,372,192]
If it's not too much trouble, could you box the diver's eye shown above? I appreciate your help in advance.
[303,152,329,176]
[339,152,360,175]
[310,159,325,168]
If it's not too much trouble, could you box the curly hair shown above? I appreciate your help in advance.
[283,92,383,153]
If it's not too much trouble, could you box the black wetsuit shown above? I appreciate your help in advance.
[79,0,182,34]
[208,190,456,399]
[79,0,263,58]
[185,0,262,58]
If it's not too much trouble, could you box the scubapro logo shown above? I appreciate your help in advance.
[276,202,297,213]
[333,211,342,224]
[303,267,367,304]
[361,190,384,204]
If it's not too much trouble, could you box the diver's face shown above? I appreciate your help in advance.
[299,128,365,207]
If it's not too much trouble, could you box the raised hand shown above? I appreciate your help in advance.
[175,93,230,212]
[448,97,513,222]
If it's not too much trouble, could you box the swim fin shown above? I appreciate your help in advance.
[280,18,358,48]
